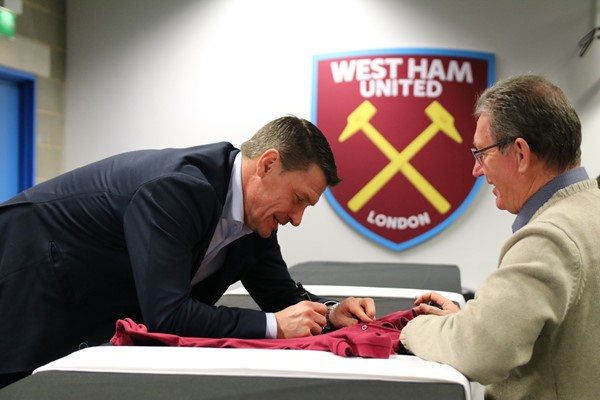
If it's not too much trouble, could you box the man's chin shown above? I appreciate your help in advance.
[258,227,277,238]
[495,199,509,212]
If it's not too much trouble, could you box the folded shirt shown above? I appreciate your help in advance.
[111,309,415,359]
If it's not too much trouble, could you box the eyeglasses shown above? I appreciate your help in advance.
[471,138,515,167]
[578,26,599,58]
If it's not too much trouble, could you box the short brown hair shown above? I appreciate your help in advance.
[241,116,341,186]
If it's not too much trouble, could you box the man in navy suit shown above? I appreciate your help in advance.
[0,116,375,387]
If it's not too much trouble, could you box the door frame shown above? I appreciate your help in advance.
[0,65,36,191]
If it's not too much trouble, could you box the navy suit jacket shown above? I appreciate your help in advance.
[0,142,305,373]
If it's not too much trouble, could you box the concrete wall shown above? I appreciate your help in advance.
[0,0,66,182]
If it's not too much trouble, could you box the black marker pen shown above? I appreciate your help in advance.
[296,282,312,301]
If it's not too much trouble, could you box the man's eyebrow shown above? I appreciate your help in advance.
[305,192,319,205]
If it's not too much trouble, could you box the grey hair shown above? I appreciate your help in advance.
[474,75,581,171]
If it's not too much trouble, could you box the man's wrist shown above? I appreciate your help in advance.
[323,303,339,332]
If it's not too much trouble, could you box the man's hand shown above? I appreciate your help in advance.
[413,291,460,316]
[274,301,327,338]
[328,297,376,329]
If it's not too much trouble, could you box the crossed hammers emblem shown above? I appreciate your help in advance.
[339,100,462,214]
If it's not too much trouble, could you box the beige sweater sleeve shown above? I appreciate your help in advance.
[400,220,581,384]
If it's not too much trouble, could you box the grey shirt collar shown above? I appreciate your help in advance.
[512,167,589,233]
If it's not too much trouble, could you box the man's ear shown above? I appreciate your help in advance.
[256,149,280,177]
[514,137,532,173]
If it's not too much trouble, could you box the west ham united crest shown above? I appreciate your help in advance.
[312,48,495,251]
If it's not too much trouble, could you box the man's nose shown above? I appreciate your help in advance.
[290,208,306,227]
[472,160,484,178]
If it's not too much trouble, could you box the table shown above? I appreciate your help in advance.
[218,261,464,314]
[0,346,471,400]
[0,261,473,400]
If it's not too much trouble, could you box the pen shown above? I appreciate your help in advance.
[428,300,443,309]
[296,282,312,301]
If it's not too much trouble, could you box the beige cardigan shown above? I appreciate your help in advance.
[400,179,600,399]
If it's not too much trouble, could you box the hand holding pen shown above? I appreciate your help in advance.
[295,282,376,330]
[275,284,327,337]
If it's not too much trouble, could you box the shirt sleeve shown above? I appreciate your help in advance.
[265,312,277,339]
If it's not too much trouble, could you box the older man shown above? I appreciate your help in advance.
[400,75,600,399]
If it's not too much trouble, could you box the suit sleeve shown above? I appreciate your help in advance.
[239,234,300,312]
[240,233,336,312]
[123,173,266,338]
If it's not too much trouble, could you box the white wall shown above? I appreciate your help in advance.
[66,0,600,291]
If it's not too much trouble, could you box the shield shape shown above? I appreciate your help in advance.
[313,48,495,251]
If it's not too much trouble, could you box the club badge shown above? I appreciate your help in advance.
[313,48,495,250]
